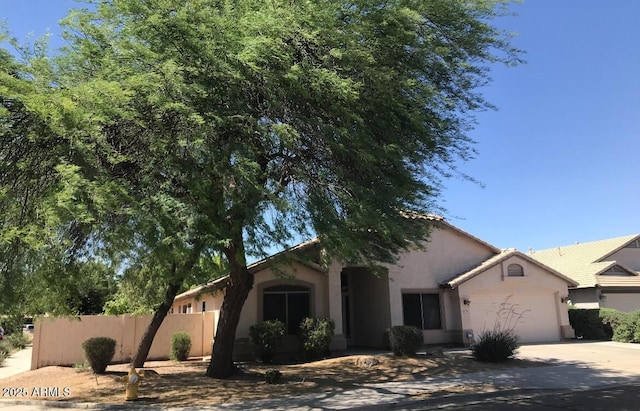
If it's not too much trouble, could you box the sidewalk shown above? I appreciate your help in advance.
[0,346,32,380]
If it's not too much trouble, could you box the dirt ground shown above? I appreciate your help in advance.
[1,351,546,407]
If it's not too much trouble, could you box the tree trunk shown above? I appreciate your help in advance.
[206,257,254,378]
[130,247,202,368]
[131,269,182,368]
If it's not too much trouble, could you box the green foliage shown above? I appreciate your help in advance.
[0,340,11,358]
[0,341,9,367]
[613,310,640,343]
[5,332,29,350]
[568,308,628,340]
[170,332,192,361]
[2,0,521,377]
[471,296,523,362]
[81,337,116,374]
[298,318,335,360]
[265,369,282,384]
[249,320,285,363]
[388,326,424,356]
[599,308,628,336]
[471,330,519,362]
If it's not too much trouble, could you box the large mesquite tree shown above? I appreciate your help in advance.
[1,0,521,377]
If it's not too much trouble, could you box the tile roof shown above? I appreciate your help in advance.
[442,248,578,289]
[528,234,640,288]
[174,238,322,301]
[174,276,228,301]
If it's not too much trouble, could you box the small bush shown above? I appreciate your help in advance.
[6,333,29,350]
[249,320,285,363]
[82,337,116,374]
[388,326,424,356]
[612,310,640,343]
[265,369,282,384]
[170,332,192,361]
[298,318,335,360]
[0,341,11,358]
[471,330,519,362]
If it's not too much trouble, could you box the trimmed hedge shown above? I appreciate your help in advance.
[170,332,192,361]
[249,320,285,363]
[388,326,423,356]
[82,337,116,374]
[298,318,335,360]
[568,308,628,340]
[613,310,640,343]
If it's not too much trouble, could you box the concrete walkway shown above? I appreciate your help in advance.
[0,346,32,380]
[1,341,640,410]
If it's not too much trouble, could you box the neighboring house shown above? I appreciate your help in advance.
[172,216,577,358]
[529,235,640,312]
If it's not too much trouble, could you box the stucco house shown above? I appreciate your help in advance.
[172,216,577,357]
[529,235,640,312]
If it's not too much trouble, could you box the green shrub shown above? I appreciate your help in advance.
[170,332,192,361]
[600,308,628,336]
[0,341,11,358]
[249,320,285,363]
[6,332,29,350]
[568,308,629,340]
[612,310,640,343]
[265,369,282,384]
[298,318,335,360]
[388,326,424,356]
[82,337,116,374]
[471,329,519,362]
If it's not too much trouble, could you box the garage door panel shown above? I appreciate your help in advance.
[470,293,559,343]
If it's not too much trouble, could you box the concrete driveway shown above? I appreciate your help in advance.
[517,341,640,377]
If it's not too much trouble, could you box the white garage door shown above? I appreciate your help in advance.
[469,293,560,343]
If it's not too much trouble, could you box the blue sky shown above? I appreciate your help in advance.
[2,1,639,254]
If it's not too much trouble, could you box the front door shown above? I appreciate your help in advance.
[341,272,354,345]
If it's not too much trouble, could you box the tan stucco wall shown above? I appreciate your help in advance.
[386,226,496,341]
[31,312,218,369]
[457,255,572,342]
[171,290,224,314]
[601,292,640,312]
[236,261,329,339]
[607,248,640,271]
[568,288,601,309]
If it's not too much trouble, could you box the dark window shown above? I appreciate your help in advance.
[202,301,206,312]
[625,239,640,248]
[507,264,524,277]
[602,265,632,275]
[263,285,311,334]
[402,293,442,329]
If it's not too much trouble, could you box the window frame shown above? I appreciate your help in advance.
[401,291,443,330]
[258,280,315,335]
[507,263,525,277]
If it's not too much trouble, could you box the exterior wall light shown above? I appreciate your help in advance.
[463,298,471,306]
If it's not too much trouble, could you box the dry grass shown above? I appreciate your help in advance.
[1,351,546,407]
